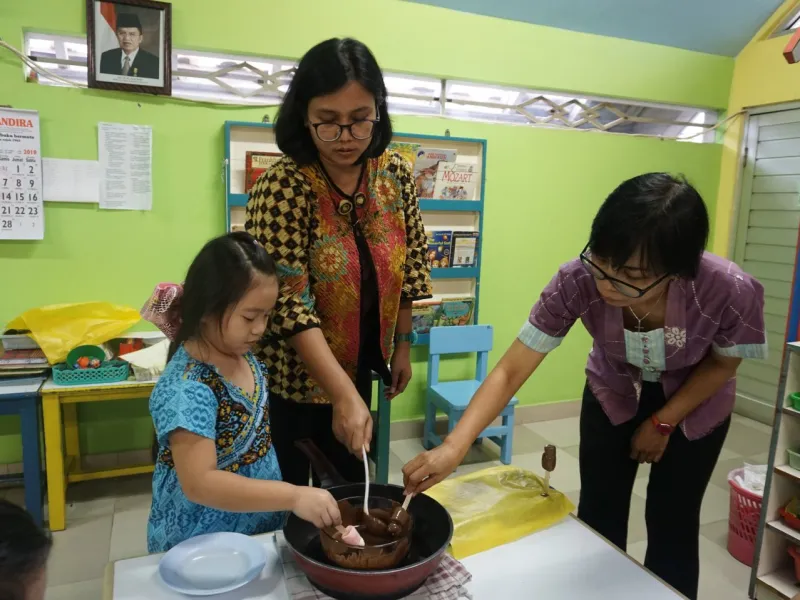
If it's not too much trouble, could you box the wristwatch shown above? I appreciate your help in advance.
[651,414,675,436]
[395,331,418,345]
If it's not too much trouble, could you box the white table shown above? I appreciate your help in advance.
[105,517,684,599]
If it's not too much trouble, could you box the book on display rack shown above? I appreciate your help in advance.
[414,148,458,199]
[244,151,283,193]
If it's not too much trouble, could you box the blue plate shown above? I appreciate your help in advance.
[158,532,268,596]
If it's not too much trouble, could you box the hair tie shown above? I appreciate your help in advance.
[140,283,183,341]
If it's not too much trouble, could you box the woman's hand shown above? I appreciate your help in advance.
[332,395,373,455]
[630,419,670,464]
[386,343,412,400]
[291,487,342,529]
[402,440,467,495]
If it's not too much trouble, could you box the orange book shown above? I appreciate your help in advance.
[244,152,282,193]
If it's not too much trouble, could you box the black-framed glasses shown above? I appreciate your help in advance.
[579,245,668,298]
[310,118,379,142]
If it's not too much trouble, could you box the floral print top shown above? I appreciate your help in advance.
[245,151,432,403]
[147,346,284,552]
[517,253,767,440]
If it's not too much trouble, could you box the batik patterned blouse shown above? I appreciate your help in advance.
[245,151,432,404]
[518,253,767,440]
[147,346,284,553]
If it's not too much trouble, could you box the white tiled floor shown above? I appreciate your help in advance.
[3,413,770,599]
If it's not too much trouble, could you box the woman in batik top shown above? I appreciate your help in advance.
[245,38,431,485]
[403,173,767,600]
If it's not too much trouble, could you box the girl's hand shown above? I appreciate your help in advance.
[630,419,670,464]
[386,344,412,400]
[402,439,466,495]
[292,487,341,529]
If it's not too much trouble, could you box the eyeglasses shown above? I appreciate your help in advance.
[579,245,668,298]
[310,118,379,142]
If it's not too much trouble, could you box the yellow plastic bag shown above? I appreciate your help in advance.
[7,302,141,364]
[424,465,575,559]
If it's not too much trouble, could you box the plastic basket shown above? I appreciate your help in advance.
[728,467,763,567]
[52,360,130,386]
[790,392,800,410]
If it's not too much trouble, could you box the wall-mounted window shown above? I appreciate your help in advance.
[24,32,716,142]
[770,6,800,37]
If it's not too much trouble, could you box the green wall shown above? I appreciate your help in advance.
[0,0,727,461]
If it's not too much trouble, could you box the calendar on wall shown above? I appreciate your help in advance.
[0,108,44,241]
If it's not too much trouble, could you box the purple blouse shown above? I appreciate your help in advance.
[519,253,768,440]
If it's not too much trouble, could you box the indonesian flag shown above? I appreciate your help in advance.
[96,2,118,55]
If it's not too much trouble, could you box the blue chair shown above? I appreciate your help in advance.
[424,325,518,464]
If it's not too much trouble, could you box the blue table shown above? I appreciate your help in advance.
[0,379,45,525]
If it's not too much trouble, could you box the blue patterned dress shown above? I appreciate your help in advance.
[147,346,285,553]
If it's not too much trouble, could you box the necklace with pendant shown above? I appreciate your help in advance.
[627,286,667,333]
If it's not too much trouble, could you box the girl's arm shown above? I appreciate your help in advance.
[402,341,546,494]
[169,429,341,528]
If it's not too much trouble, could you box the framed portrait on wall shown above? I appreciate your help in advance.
[86,0,172,95]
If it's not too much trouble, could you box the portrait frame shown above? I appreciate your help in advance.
[86,0,172,96]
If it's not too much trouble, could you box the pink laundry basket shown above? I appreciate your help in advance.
[727,467,763,567]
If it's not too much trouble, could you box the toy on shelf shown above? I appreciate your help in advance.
[67,345,106,370]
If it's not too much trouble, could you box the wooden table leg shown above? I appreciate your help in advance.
[62,403,81,473]
[42,393,66,531]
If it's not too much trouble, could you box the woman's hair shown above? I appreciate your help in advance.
[0,500,52,600]
[275,38,393,165]
[588,173,709,279]
[167,231,277,362]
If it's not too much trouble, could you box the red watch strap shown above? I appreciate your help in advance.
[651,414,675,435]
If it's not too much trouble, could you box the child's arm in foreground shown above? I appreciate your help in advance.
[170,429,340,528]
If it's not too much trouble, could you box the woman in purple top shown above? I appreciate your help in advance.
[403,173,767,600]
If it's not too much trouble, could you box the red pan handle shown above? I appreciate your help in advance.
[295,439,349,488]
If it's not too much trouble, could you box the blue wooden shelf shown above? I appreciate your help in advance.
[414,333,430,346]
[431,267,478,280]
[419,199,480,212]
[229,193,249,207]
[225,121,487,329]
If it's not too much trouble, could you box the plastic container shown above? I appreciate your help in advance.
[727,467,763,566]
[791,393,800,410]
[65,345,106,369]
[52,360,129,386]
[789,449,800,470]
[781,505,800,531]
[789,546,800,581]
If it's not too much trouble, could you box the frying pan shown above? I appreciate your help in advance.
[283,440,454,600]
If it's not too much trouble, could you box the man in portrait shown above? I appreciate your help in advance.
[99,13,159,79]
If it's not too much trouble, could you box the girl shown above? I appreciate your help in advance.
[245,38,431,486]
[0,500,51,600]
[143,232,341,553]
[403,173,767,600]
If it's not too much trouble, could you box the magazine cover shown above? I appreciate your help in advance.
[412,301,442,335]
[451,231,480,267]
[432,162,480,200]
[245,151,282,193]
[413,148,458,199]
[439,297,475,327]
[426,230,453,268]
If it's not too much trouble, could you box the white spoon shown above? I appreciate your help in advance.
[362,445,370,516]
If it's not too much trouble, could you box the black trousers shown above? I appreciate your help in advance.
[577,381,729,600]
[269,365,376,487]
